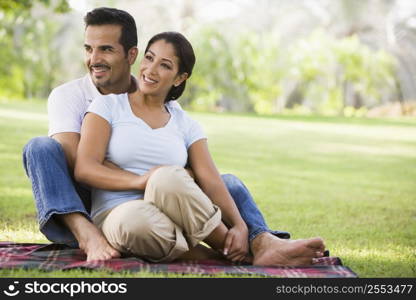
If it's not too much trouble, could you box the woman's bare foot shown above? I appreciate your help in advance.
[251,232,325,267]
[60,213,120,261]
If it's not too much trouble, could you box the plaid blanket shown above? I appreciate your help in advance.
[0,242,357,277]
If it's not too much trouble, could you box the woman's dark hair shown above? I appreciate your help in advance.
[145,32,196,103]
[84,7,137,55]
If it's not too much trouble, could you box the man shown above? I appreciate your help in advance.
[23,7,325,265]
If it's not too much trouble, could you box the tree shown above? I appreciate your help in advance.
[0,0,69,13]
[0,0,71,99]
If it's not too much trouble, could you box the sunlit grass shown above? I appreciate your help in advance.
[2,224,48,244]
[0,100,415,277]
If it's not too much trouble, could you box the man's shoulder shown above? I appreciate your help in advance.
[48,75,97,108]
[92,92,125,105]
[88,93,127,114]
[51,76,87,95]
[48,77,88,106]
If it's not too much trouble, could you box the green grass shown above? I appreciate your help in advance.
[0,99,415,278]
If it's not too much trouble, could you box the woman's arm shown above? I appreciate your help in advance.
[188,139,249,260]
[188,139,244,226]
[75,113,148,190]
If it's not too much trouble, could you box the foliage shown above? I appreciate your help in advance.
[184,27,398,115]
[184,26,285,114]
[0,0,403,116]
[0,0,70,99]
[289,30,398,115]
[0,0,69,13]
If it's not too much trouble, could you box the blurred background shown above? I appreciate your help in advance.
[1,0,416,117]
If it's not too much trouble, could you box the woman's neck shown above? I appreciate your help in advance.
[131,90,167,112]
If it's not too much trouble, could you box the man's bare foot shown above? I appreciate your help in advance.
[251,232,325,267]
[60,213,120,261]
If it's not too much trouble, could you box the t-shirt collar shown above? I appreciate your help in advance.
[84,74,137,103]
[84,74,102,103]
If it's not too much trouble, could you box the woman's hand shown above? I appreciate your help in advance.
[223,223,249,262]
[135,165,165,190]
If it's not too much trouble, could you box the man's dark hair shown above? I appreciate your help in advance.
[84,7,138,54]
[145,32,196,103]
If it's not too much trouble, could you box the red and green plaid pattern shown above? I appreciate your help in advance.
[0,242,357,277]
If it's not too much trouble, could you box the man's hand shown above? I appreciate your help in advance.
[223,223,249,262]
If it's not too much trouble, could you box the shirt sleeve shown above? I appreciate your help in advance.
[184,114,207,149]
[86,96,113,124]
[47,87,85,137]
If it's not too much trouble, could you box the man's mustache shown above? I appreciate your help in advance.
[89,63,110,69]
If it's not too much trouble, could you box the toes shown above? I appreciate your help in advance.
[86,248,119,262]
[111,250,121,258]
[306,237,325,250]
[109,247,121,258]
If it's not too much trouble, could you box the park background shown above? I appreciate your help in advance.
[0,0,415,277]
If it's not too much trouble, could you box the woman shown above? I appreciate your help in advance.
[75,32,249,263]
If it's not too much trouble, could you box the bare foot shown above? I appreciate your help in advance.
[60,213,120,261]
[79,225,121,261]
[251,232,325,267]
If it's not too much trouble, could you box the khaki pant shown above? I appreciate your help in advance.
[93,165,222,262]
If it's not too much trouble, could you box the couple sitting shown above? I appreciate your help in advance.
[23,7,325,265]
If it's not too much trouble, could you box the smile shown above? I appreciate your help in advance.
[90,64,110,75]
[143,75,158,84]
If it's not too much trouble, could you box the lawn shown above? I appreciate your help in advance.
[0,99,415,277]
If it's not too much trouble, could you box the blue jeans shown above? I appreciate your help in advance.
[22,137,290,247]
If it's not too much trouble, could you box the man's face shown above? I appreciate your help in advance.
[84,24,131,94]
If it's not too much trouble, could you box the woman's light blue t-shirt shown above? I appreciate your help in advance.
[86,93,206,219]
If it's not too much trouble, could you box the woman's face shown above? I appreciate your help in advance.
[138,39,187,98]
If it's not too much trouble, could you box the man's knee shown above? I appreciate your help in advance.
[23,137,62,160]
[23,137,64,177]
[22,137,62,176]
[221,173,243,194]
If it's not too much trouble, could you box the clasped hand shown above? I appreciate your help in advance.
[223,224,249,262]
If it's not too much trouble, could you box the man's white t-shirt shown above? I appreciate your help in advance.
[47,74,181,137]
[48,75,101,137]
[86,93,206,219]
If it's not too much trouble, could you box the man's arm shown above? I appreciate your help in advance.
[52,133,80,171]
